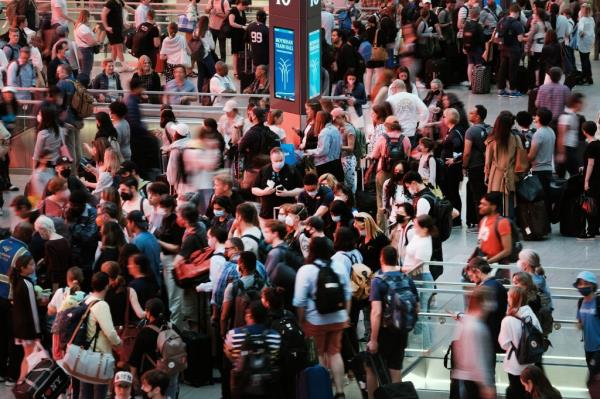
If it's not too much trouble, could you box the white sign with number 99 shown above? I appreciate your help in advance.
[251,31,263,43]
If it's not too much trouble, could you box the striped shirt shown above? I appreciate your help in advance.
[224,324,281,363]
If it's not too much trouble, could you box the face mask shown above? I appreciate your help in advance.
[578,286,594,297]
[285,215,295,226]
[307,190,319,197]
[214,209,225,217]
[120,191,133,201]
[59,168,71,178]
[393,172,404,181]
[432,90,441,96]
[333,195,347,202]
[277,214,286,222]
[331,215,341,223]
[396,214,406,224]
[272,161,285,170]
[303,228,312,238]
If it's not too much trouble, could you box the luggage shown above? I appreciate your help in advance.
[514,64,529,94]
[550,178,567,224]
[13,358,70,399]
[237,44,254,93]
[375,381,419,399]
[424,58,449,87]
[471,65,491,94]
[565,71,583,89]
[559,174,585,236]
[181,330,213,386]
[296,365,333,399]
[528,87,538,114]
[517,199,550,240]
[516,174,544,202]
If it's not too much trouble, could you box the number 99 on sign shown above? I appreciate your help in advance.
[275,0,320,5]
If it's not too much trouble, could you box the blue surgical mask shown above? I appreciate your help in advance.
[272,161,285,170]
[331,215,341,223]
[214,209,225,217]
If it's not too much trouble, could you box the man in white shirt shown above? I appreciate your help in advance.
[51,0,74,27]
[119,177,152,219]
[386,80,429,146]
[209,61,236,106]
[135,0,152,28]
[321,4,335,45]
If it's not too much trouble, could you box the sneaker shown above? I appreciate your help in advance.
[577,233,596,241]
[8,185,18,191]
[468,226,479,233]
[509,91,523,98]
[497,90,510,97]
[460,80,470,87]
[5,378,15,387]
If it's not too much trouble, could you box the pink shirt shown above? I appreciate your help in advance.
[371,131,412,172]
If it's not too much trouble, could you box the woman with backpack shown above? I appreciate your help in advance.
[498,286,543,399]
[129,298,180,399]
[417,137,439,191]
[10,254,43,383]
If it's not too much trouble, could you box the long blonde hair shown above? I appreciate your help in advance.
[136,55,153,76]
[103,148,122,176]
[355,212,383,241]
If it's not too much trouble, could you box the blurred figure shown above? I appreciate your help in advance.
[520,365,562,399]
[574,271,600,398]
[451,286,496,399]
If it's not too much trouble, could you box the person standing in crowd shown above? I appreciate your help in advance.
[386,80,429,146]
[556,93,584,179]
[246,10,269,68]
[581,121,600,239]
[101,0,135,72]
[528,107,556,221]
[331,108,358,193]
[205,0,230,62]
[535,67,570,120]
[575,271,600,397]
[34,215,73,291]
[355,212,390,273]
[496,4,525,97]
[74,10,98,79]
[331,28,359,85]
[160,23,190,83]
[499,286,542,399]
[576,3,595,85]
[126,210,162,287]
[476,192,515,264]
[306,111,343,181]
[228,0,248,79]
[132,9,161,70]
[294,237,351,399]
[7,47,35,101]
[440,108,464,227]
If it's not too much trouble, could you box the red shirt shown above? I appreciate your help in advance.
[478,214,510,258]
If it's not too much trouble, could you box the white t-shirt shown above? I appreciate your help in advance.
[498,306,542,375]
[122,196,152,218]
[75,23,96,48]
[234,226,262,256]
[51,0,69,26]
[403,234,432,274]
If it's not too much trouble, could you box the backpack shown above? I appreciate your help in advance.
[343,253,373,301]
[269,313,308,373]
[232,274,266,328]
[242,233,271,263]
[131,23,154,58]
[378,273,418,333]
[421,192,454,242]
[462,20,479,51]
[507,315,545,365]
[337,9,352,32]
[68,80,94,119]
[496,16,519,47]
[147,324,188,376]
[426,155,447,187]
[535,290,554,336]
[233,329,276,395]
[3,44,19,63]
[314,260,346,314]
[492,215,523,263]
[353,125,367,160]
[381,133,407,172]
[52,299,100,352]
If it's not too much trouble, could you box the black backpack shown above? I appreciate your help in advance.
[462,20,479,51]
[51,299,100,352]
[507,315,545,365]
[131,22,154,58]
[269,313,308,373]
[234,329,276,396]
[496,16,519,47]
[421,192,454,242]
[231,274,266,328]
[492,215,523,263]
[381,133,407,172]
[314,260,346,314]
[379,273,418,333]
[242,233,271,263]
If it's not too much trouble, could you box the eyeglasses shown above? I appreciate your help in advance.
[224,247,235,251]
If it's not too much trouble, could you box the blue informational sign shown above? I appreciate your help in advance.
[274,27,295,101]
[308,30,320,99]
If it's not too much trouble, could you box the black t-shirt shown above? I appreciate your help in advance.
[154,213,185,252]
[179,224,208,260]
[105,0,124,31]
[246,22,269,66]
[134,22,159,56]
[129,276,158,309]
[584,140,600,194]
[481,278,507,353]
[358,233,390,272]
[297,186,334,216]
[428,10,439,26]
[255,164,303,219]
[129,323,160,373]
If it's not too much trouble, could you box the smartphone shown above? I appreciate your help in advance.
[275,185,284,192]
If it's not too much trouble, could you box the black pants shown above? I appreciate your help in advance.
[458,380,484,399]
[497,51,520,91]
[556,146,581,179]
[585,191,600,235]
[467,167,486,226]
[441,165,463,225]
[528,52,542,87]
[532,170,553,220]
[507,373,527,399]
[580,51,592,81]
[210,28,227,62]
[0,297,20,380]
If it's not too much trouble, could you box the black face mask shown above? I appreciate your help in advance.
[59,168,71,178]
[303,228,312,238]
[395,215,406,224]
[432,90,441,96]
[120,192,133,201]
[393,172,404,181]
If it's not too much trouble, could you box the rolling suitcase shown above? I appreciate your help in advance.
[237,44,255,93]
[514,63,529,94]
[296,364,333,399]
[375,381,419,399]
[471,65,491,94]
[13,358,70,399]
[181,330,213,387]
[559,174,585,236]
[424,58,449,87]
[517,199,550,240]
[528,87,538,114]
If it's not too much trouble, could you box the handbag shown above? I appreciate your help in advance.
[516,173,544,202]
[26,342,50,372]
[60,301,115,384]
[13,358,70,399]
[178,14,196,33]
[114,288,140,363]
[173,247,214,288]
[581,193,597,216]
[371,29,388,62]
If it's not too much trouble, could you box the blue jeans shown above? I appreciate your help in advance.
[413,272,434,351]
[78,46,95,80]
[79,382,108,399]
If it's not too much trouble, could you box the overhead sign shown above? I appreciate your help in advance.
[308,30,320,99]
[274,27,295,102]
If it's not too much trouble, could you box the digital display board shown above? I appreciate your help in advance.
[308,30,320,99]
[274,27,295,101]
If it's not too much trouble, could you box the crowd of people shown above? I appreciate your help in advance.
[0,0,598,398]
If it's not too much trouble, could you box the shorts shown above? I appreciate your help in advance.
[303,321,348,356]
[376,328,408,370]
[107,28,124,45]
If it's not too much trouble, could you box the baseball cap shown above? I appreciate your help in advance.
[422,0,432,4]
[114,371,133,385]
[2,86,16,94]
[223,99,238,113]
[173,122,191,138]
[574,271,597,287]
[55,156,71,166]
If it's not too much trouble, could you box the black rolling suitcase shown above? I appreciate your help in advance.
[237,44,254,93]
[559,174,585,236]
[13,358,70,399]
[181,330,213,386]
[424,58,449,87]
[517,199,550,240]
[471,65,491,94]
[375,381,419,399]
[514,62,529,94]
[528,87,538,114]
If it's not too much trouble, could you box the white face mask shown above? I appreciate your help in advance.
[277,214,286,222]
[331,215,341,223]
[285,215,295,226]
[214,209,225,217]
[333,195,347,202]
[307,190,319,197]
